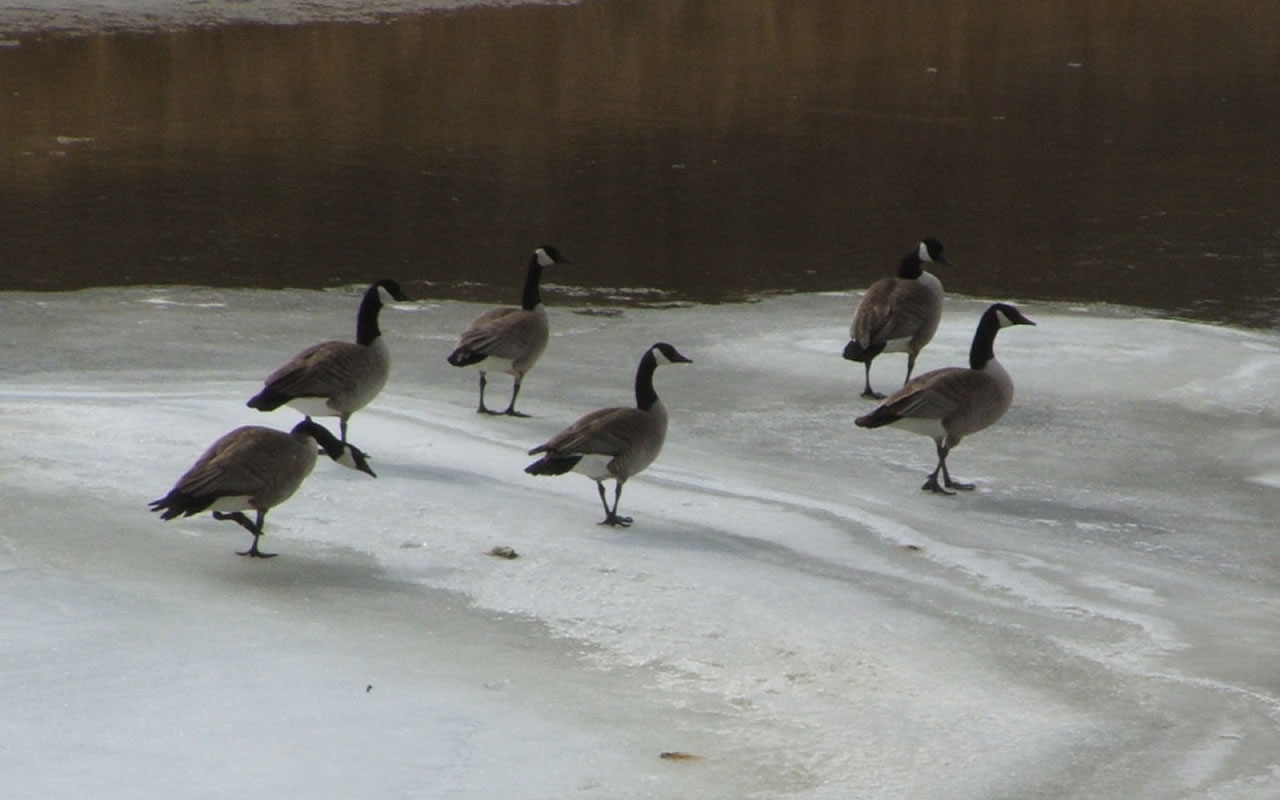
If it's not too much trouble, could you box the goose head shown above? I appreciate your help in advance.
[372,278,411,305]
[533,246,573,267]
[652,342,693,365]
[917,237,949,265]
[991,303,1036,328]
[294,420,377,477]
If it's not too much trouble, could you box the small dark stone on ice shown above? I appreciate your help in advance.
[659,751,699,761]
[488,545,519,559]
[366,684,373,693]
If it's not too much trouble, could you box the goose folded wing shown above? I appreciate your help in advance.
[878,367,979,418]
[540,407,639,456]
[176,431,298,496]
[458,308,540,358]
[863,282,939,344]
[263,340,365,397]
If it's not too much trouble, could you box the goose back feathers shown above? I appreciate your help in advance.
[448,246,571,416]
[844,238,948,398]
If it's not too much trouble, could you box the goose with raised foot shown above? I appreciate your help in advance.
[525,342,692,526]
[448,246,571,416]
[248,279,410,444]
[855,302,1034,494]
[843,237,948,399]
[149,419,376,558]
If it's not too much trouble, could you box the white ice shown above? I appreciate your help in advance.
[0,0,561,34]
[2,286,1278,799]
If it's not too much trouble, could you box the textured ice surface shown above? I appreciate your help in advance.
[1,287,1278,798]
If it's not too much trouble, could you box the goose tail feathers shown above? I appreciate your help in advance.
[524,454,582,476]
[843,340,882,363]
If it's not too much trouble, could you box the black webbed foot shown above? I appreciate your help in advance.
[921,475,956,495]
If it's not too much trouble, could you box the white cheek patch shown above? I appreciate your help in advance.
[535,248,555,267]
[918,241,931,262]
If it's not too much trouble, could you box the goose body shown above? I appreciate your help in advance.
[855,302,1035,494]
[525,342,692,526]
[843,238,948,398]
[248,279,409,442]
[448,246,571,416]
[149,419,375,557]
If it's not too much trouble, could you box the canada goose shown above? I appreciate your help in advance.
[149,419,375,557]
[247,279,410,443]
[525,342,692,526]
[447,246,571,416]
[855,302,1035,494]
[843,237,949,399]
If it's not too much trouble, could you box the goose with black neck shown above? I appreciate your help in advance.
[843,237,949,399]
[149,419,376,558]
[247,278,410,444]
[855,302,1035,494]
[448,245,571,416]
[525,342,692,527]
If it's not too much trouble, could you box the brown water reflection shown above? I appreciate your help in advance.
[1,0,1277,326]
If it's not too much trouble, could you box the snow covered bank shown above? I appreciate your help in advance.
[2,287,1278,798]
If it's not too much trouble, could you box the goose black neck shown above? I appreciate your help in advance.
[634,349,660,410]
[356,284,385,346]
[294,420,344,460]
[896,250,925,279]
[521,255,544,311]
[969,309,1002,369]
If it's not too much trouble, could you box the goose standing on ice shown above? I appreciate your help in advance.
[247,279,410,444]
[149,419,375,557]
[447,245,571,416]
[855,302,1035,494]
[525,342,692,526]
[843,237,949,398]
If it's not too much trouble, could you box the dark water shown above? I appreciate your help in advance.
[1,0,1278,327]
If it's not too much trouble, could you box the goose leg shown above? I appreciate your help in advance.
[503,378,530,417]
[940,450,974,491]
[339,415,349,445]
[597,481,633,527]
[214,510,278,558]
[477,372,498,415]
[904,352,918,385]
[861,363,884,400]
[921,441,956,495]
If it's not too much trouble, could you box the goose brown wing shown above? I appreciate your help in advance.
[877,367,983,419]
[855,279,940,345]
[536,407,641,456]
[457,307,542,360]
[262,340,369,398]
[175,427,305,499]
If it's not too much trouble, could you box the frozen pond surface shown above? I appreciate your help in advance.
[0,0,521,31]
[1,286,1278,798]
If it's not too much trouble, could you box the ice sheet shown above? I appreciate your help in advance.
[1,287,1278,798]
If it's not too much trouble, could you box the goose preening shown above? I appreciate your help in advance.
[855,302,1035,494]
[247,279,410,443]
[447,246,572,416]
[843,237,948,399]
[525,342,692,526]
[149,419,375,558]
